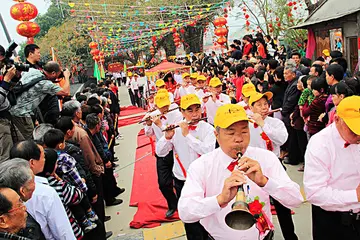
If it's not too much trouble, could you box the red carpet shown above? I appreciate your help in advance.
[118,115,145,128]
[129,130,179,229]
[120,106,146,117]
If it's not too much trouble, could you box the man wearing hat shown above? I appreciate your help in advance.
[248,92,298,240]
[178,104,303,240]
[195,75,208,99]
[203,77,231,125]
[174,73,194,99]
[304,96,360,240]
[156,80,174,102]
[143,92,183,218]
[237,83,257,115]
[156,94,216,238]
[125,72,136,106]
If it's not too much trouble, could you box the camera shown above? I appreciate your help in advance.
[0,41,30,82]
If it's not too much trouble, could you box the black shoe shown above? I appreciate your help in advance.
[114,188,125,197]
[104,216,111,222]
[112,163,119,168]
[283,159,299,165]
[115,142,120,146]
[113,157,119,162]
[106,231,113,239]
[165,209,176,219]
[106,199,123,206]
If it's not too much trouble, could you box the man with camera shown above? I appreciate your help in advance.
[0,46,25,163]
[24,44,42,70]
[9,61,70,139]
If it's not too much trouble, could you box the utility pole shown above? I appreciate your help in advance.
[0,13,12,44]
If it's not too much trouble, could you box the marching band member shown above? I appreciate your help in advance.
[248,92,298,240]
[174,73,193,99]
[203,77,231,125]
[304,96,360,240]
[178,104,304,240]
[143,92,183,218]
[190,73,199,88]
[156,94,216,239]
[195,75,207,99]
[238,83,257,115]
[156,79,174,102]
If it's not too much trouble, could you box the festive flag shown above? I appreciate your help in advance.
[94,61,101,82]
[124,62,127,74]
[100,63,105,79]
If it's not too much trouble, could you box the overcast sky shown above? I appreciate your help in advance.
[0,0,50,50]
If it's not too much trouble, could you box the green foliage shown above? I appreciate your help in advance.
[35,4,68,39]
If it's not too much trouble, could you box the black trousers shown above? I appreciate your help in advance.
[134,90,140,107]
[174,177,209,240]
[272,198,298,240]
[70,195,92,222]
[128,89,136,106]
[287,127,308,164]
[103,166,120,204]
[312,205,360,240]
[90,174,106,239]
[156,151,177,210]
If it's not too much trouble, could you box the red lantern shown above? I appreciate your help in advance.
[294,6,297,10]
[189,20,196,27]
[89,42,98,49]
[217,37,227,45]
[214,17,227,27]
[245,14,249,19]
[173,33,180,38]
[243,8,247,12]
[224,14,228,18]
[276,17,280,21]
[180,28,185,34]
[172,28,177,33]
[277,22,281,27]
[214,27,228,37]
[10,1,38,21]
[150,46,155,55]
[245,21,250,26]
[90,49,100,55]
[99,51,104,56]
[269,23,273,28]
[173,37,181,43]
[70,9,75,13]
[16,21,40,38]
[93,55,100,61]
[288,2,293,6]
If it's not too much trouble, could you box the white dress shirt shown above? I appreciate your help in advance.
[249,116,288,157]
[174,74,183,84]
[130,80,139,93]
[156,121,216,181]
[178,147,303,240]
[237,101,253,116]
[26,176,76,240]
[304,123,360,212]
[168,92,175,102]
[195,89,207,99]
[125,77,132,89]
[144,104,183,141]
[175,85,196,99]
[204,93,231,125]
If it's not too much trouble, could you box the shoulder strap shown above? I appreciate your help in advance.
[13,75,45,95]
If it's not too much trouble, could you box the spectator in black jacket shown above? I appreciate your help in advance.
[270,66,287,119]
[281,61,306,165]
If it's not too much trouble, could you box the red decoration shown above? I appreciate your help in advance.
[268,23,273,28]
[276,17,280,21]
[243,8,247,12]
[224,14,228,18]
[10,1,38,21]
[180,28,185,34]
[189,20,196,27]
[214,27,228,37]
[173,33,180,38]
[99,51,104,56]
[245,21,250,26]
[90,49,100,55]
[288,2,293,6]
[89,42,98,49]
[277,22,281,27]
[213,17,227,27]
[294,6,297,10]
[93,55,100,61]
[217,37,227,45]
[16,21,40,38]
[245,14,250,19]
[172,28,177,33]
[173,37,181,43]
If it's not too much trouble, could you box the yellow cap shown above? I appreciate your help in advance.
[154,93,171,108]
[249,91,273,106]
[337,96,360,135]
[134,73,139,77]
[322,49,330,57]
[242,83,256,97]
[155,79,166,87]
[157,89,168,94]
[214,104,249,129]
[209,77,222,87]
[128,72,132,77]
[197,75,207,82]
[182,73,190,78]
[190,73,198,79]
[180,94,201,109]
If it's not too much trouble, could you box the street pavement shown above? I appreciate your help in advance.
[105,84,312,240]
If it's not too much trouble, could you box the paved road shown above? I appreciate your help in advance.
[106,85,312,240]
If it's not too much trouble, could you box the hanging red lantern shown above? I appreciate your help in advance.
[217,37,227,45]
[224,14,228,18]
[150,46,155,55]
[16,21,40,39]
[70,9,75,13]
[189,20,196,27]
[214,17,227,27]
[180,28,185,34]
[10,1,38,21]
[245,21,250,26]
[214,27,228,37]
[93,55,100,61]
[294,6,297,10]
[171,28,177,33]
[268,23,273,28]
[99,51,104,56]
[89,42,98,49]
[288,2,293,6]
[277,22,281,27]
[173,33,180,38]
[276,17,280,21]
[90,49,100,55]
[243,8,247,12]
[245,14,250,19]
[173,37,181,43]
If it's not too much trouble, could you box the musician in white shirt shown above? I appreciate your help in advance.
[156,94,216,239]
[203,77,231,125]
[175,73,195,99]
[156,79,174,102]
[174,69,183,84]
[248,92,297,240]
[178,104,303,240]
[195,75,207,99]
[125,72,136,106]
[143,92,183,218]
[130,74,140,107]
[237,83,256,116]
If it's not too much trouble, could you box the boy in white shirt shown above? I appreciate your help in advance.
[237,83,256,116]
[156,80,174,102]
